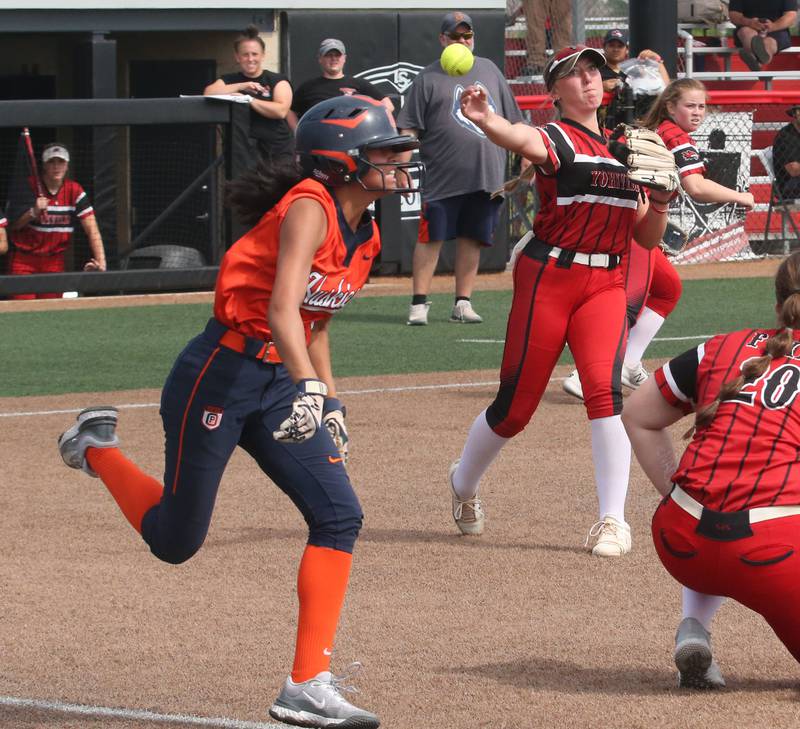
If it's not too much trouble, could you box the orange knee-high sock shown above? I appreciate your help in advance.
[291,545,353,683]
[86,447,163,534]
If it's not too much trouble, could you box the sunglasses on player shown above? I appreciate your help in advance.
[447,30,474,40]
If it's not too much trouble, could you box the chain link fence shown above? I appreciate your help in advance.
[504,0,752,94]
[0,122,226,279]
[506,96,800,264]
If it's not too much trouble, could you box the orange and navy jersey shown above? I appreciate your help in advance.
[656,119,705,178]
[213,178,380,342]
[655,327,800,510]
[11,177,94,255]
[532,119,641,256]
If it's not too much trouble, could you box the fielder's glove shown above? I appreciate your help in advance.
[322,397,349,464]
[609,125,680,194]
[273,378,328,444]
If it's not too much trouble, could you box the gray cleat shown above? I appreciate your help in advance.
[674,617,726,689]
[269,666,380,728]
[58,406,120,478]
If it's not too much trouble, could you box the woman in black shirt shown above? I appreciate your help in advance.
[205,24,294,162]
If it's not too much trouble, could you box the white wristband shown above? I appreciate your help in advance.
[297,379,328,397]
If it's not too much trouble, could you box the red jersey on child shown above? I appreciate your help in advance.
[12,177,94,256]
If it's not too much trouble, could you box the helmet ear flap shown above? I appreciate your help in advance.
[298,153,354,186]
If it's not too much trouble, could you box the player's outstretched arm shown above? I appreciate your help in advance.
[622,378,684,496]
[459,85,548,165]
[681,174,754,209]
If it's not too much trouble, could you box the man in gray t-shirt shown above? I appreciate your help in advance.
[398,11,522,326]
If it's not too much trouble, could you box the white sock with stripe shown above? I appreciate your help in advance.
[452,409,509,499]
[590,415,631,522]
[625,306,665,366]
[682,588,726,631]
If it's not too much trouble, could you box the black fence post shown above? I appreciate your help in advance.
[629,0,679,79]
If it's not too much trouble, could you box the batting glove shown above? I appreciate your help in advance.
[273,379,328,444]
[322,397,349,464]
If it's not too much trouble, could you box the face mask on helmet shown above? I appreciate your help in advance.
[295,95,424,194]
[298,149,424,193]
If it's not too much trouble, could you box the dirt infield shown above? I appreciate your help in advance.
[3,366,799,729]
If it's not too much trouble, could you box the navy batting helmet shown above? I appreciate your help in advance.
[295,95,422,192]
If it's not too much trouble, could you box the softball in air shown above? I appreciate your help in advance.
[440,43,474,76]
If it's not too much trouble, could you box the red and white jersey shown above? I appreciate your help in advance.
[214,178,380,343]
[0,208,7,228]
[656,119,706,179]
[532,119,641,256]
[12,177,94,255]
[655,327,800,510]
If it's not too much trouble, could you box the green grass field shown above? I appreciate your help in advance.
[0,275,776,397]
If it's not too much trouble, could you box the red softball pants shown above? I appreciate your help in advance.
[653,495,800,663]
[9,250,66,300]
[624,244,682,322]
[486,251,628,436]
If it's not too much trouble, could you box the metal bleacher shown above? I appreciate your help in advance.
[506,18,800,92]
[504,14,800,253]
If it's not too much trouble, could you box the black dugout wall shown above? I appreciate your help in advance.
[285,10,509,274]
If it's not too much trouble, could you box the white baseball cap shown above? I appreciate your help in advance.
[42,144,70,163]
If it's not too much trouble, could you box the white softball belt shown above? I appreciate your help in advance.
[670,484,800,525]
[517,231,621,270]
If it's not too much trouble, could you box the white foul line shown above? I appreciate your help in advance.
[459,335,714,344]
[0,380,502,419]
[0,696,282,729]
[1,336,710,420]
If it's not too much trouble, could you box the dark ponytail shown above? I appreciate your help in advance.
[224,158,304,227]
[234,24,265,53]
[688,252,800,436]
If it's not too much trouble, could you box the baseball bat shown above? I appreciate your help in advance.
[22,127,47,222]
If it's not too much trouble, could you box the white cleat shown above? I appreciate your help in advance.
[585,515,631,557]
[621,361,649,389]
[562,369,584,401]
[407,301,431,326]
[449,299,483,323]
[449,459,485,535]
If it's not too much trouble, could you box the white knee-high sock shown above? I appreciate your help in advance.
[590,415,631,522]
[682,588,726,631]
[625,306,665,366]
[452,409,509,499]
